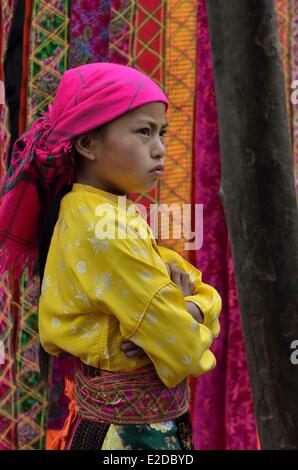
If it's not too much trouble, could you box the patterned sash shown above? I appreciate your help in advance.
[74,361,190,425]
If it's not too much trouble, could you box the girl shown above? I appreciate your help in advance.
[0,62,221,450]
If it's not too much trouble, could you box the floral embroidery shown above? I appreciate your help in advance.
[75,287,90,306]
[87,221,95,232]
[146,312,157,324]
[87,236,110,254]
[51,317,61,328]
[120,289,129,297]
[167,334,176,344]
[150,421,173,433]
[76,260,87,273]
[79,207,90,214]
[94,272,113,298]
[41,274,51,296]
[78,322,101,340]
[181,355,192,365]
[140,270,152,280]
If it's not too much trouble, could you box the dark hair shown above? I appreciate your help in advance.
[38,184,72,382]
[38,124,109,383]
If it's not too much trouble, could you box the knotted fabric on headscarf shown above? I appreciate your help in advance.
[0,62,169,279]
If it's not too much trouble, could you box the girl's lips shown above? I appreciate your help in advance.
[150,169,164,176]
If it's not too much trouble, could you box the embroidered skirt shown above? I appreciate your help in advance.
[67,414,194,450]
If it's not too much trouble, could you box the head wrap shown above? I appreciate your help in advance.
[0,62,169,278]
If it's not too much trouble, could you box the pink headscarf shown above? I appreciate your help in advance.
[0,62,169,279]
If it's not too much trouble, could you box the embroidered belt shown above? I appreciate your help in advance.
[74,361,190,425]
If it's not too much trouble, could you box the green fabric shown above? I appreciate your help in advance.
[115,421,182,450]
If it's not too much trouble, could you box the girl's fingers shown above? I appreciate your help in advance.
[170,267,183,289]
[165,263,171,276]
[121,340,147,358]
[181,271,190,293]
[125,349,146,358]
[121,341,137,351]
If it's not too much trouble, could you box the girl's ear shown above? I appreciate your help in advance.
[74,133,96,161]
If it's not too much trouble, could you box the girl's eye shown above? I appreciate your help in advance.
[138,128,151,136]
[137,128,168,137]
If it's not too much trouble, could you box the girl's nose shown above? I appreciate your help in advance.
[152,140,166,159]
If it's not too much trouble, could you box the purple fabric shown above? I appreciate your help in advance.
[68,0,111,67]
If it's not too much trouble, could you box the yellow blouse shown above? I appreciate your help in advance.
[38,183,222,388]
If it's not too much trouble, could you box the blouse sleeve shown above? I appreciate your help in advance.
[156,244,222,339]
[39,203,217,388]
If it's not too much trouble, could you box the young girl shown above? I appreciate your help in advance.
[0,62,221,450]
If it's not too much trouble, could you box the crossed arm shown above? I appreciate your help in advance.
[121,262,203,358]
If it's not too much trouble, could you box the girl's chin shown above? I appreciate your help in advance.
[133,181,158,194]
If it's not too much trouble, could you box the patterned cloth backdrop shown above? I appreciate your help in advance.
[68,0,111,67]
[276,0,292,119]
[0,0,17,451]
[290,1,298,198]
[15,0,70,449]
[108,0,135,64]
[158,0,196,261]
[0,0,15,170]
[275,0,298,198]
[127,0,165,235]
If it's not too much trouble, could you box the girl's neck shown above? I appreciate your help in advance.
[74,175,127,196]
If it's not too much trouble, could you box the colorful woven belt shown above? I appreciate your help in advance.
[74,361,190,425]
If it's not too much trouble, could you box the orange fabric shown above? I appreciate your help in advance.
[46,429,61,450]
[50,376,77,450]
[257,433,261,450]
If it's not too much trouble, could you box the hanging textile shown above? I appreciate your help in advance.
[275,0,298,199]
[14,0,70,449]
[68,0,111,67]
[128,0,166,224]
[0,0,18,451]
[109,0,135,64]
[158,0,197,261]
[290,1,298,197]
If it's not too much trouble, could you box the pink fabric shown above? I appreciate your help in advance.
[192,0,258,450]
[46,62,169,146]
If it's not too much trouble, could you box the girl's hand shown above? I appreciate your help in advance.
[165,263,204,323]
[121,340,147,359]
[165,263,195,296]
[121,265,202,358]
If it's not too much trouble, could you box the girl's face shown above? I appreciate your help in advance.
[74,102,168,195]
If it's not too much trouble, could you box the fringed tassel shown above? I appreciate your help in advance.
[0,244,37,280]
